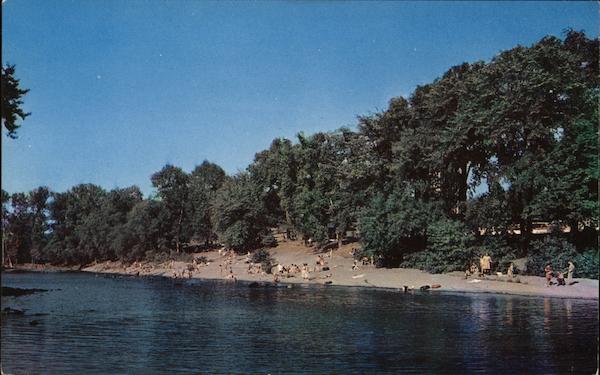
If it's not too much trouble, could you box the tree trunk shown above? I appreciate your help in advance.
[337,231,343,249]
[520,218,532,256]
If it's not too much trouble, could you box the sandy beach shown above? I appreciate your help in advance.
[36,239,592,300]
[6,240,597,300]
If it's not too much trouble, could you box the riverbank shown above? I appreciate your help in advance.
[7,240,599,300]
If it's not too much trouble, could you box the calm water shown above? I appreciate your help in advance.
[1,272,598,374]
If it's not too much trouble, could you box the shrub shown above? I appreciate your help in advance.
[169,251,193,263]
[143,251,164,263]
[573,249,599,279]
[251,248,274,274]
[261,233,278,248]
[143,250,192,264]
[402,218,475,273]
[525,236,577,276]
[359,190,434,267]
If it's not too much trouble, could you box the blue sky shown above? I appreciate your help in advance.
[2,1,597,197]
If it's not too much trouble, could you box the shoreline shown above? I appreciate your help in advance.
[4,267,599,301]
[4,241,598,301]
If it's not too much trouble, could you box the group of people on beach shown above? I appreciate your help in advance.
[268,253,334,282]
[465,254,494,278]
[464,254,578,288]
[544,261,576,287]
[465,255,520,280]
[215,249,238,281]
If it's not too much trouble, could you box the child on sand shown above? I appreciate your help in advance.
[465,263,479,278]
[556,272,566,286]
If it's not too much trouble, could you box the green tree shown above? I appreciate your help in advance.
[248,138,298,226]
[76,186,143,262]
[4,193,31,265]
[188,161,227,245]
[44,184,106,264]
[457,32,597,252]
[359,184,438,266]
[1,188,51,266]
[114,199,171,262]
[27,186,50,263]
[290,130,362,247]
[151,165,190,252]
[1,64,30,138]
[212,173,270,251]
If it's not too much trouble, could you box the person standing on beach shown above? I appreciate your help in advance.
[567,261,575,285]
[544,264,553,287]
[480,254,492,275]
[301,264,310,280]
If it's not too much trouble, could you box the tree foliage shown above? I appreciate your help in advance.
[1,65,30,138]
[212,174,270,252]
[2,32,597,277]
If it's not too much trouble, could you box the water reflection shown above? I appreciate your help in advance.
[543,297,552,330]
[2,273,598,375]
[565,299,573,335]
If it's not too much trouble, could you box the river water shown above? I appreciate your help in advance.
[1,272,598,374]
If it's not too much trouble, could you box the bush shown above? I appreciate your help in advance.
[261,233,278,248]
[525,236,577,276]
[472,236,518,273]
[169,251,193,263]
[402,218,475,273]
[573,249,599,279]
[144,250,166,263]
[143,250,192,264]
[359,190,433,267]
[251,248,274,274]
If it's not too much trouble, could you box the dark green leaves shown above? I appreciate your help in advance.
[1,65,30,138]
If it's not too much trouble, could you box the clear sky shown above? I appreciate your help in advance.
[2,1,597,197]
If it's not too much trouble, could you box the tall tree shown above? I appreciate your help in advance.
[456,32,597,252]
[114,200,171,261]
[151,165,190,252]
[76,186,143,262]
[44,184,106,264]
[27,186,50,263]
[188,161,227,245]
[212,173,270,252]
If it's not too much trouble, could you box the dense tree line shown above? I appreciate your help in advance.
[2,31,598,276]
